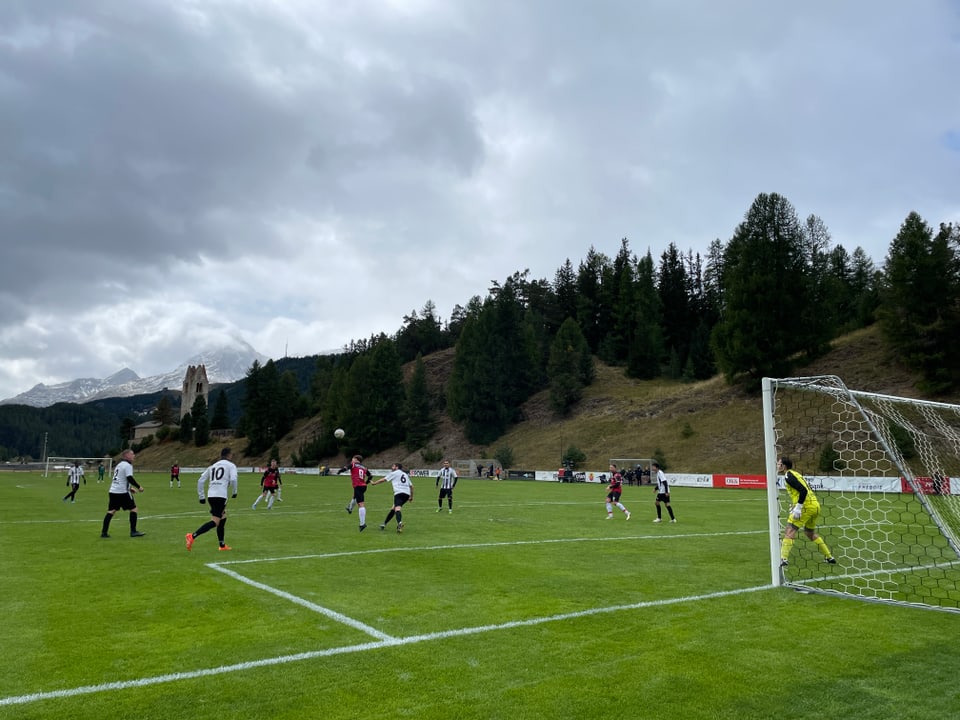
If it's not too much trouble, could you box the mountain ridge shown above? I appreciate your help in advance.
[0,342,268,408]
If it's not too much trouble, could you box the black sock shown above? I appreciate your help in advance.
[217,518,227,545]
[129,512,138,532]
[193,520,216,537]
[395,510,402,524]
[668,508,675,519]
[384,509,395,524]
[101,514,112,534]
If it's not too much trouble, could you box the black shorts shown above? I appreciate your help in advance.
[393,493,411,507]
[353,485,367,503]
[656,492,671,503]
[438,487,453,499]
[607,491,621,503]
[107,492,136,512]
[208,496,227,518]
[262,486,277,494]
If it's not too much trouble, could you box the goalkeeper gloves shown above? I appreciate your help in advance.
[199,497,207,504]
[790,503,803,520]
[232,493,237,499]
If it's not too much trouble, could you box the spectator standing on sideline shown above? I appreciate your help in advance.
[778,456,836,568]
[652,461,677,523]
[605,464,631,520]
[370,462,414,533]
[97,461,105,483]
[63,461,85,503]
[100,449,145,538]
[339,455,372,531]
[436,459,458,513]
[186,447,239,552]
[252,459,282,510]
[170,462,180,488]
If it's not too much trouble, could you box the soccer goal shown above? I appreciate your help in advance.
[609,458,656,484]
[762,375,960,613]
[43,456,113,479]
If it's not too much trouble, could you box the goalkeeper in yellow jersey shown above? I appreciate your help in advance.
[778,456,837,568]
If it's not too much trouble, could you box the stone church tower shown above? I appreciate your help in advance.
[181,364,209,420]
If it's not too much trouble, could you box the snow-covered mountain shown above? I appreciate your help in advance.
[0,342,268,407]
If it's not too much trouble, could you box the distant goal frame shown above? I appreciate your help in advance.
[44,456,113,479]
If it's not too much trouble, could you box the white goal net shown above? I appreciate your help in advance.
[44,456,113,480]
[609,458,656,485]
[762,375,960,613]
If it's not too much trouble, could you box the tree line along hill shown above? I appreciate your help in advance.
[61,324,951,475]
[3,193,958,472]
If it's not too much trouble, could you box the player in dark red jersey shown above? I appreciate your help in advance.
[252,459,282,510]
[339,455,372,531]
[605,463,632,520]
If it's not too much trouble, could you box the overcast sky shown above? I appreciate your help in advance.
[2,0,958,400]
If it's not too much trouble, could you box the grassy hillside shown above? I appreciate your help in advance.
[134,324,949,474]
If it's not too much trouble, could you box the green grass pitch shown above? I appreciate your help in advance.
[2,471,959,719]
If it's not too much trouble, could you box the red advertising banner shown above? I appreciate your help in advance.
[713,474,767,489]
[904,476,952,495]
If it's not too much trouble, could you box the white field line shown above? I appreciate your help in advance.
[215,529,766,566]
[209,563,397,642]
[0,583,772,707]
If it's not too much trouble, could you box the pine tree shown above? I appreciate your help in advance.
[210,389,230,430]
[447,278,539,444]
[658,242,693,368]
[627,252,664,379]
[598,238,637,365]
[711,192,811,386]
[178,412,193,444]
[878,213,960,392]
[403,353,435,451]
[191,395,209,447]
[152,395,176,426]
[576,247,610,353]
[547,317,593,414]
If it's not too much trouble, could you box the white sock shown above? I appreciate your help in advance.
[267,496,274,509]
[359,507,366,525]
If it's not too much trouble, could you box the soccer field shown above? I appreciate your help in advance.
[2,472,959,719]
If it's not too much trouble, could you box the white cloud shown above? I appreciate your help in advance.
[1,0,959,398]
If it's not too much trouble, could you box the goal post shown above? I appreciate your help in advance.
[44,456,113,479]
[609,458,655,484]
[762,375,960,613]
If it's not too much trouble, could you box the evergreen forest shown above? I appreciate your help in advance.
[2,193,958,464]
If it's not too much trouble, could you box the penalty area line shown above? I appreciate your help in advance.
[208,563,396,642]
[0,583,772,708]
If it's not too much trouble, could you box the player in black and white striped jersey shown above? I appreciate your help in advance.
[63,461,84,503]
[436,459,458,513]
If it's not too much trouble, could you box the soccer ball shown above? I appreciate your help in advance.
[334,428,345,439]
